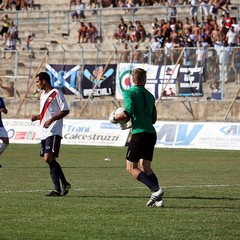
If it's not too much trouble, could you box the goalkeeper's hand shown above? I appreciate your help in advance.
[120,120,132,130]
[109,110,117,124]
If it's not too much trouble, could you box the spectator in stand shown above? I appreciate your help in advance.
[7,20,21,45]
[164,37,174,65]
[0,0,9,10]
[134,21,146,42]
[206,47,218,81]
[226,26,239,47]
[167,0,177,18]
[216,0,231,14]
[176,20,184,36]
[2,35,16,59]
[124,0,135,14]
[150,36,161,65]
[199,0,209,17]
[195,41,207,81]
[132,45,142,63]
[151,18,160,36]
[207,80,222,100]
[215,39,232,83]
[211,23,221,44]
[126,20,135,42]
[69,0,76,9]
[221,11,232,37]
[233,49,240,84]
[183,41,195,66]
[71,0,86,21]
[169,18,177,32]
[231,17,239,34]
[24,35,35,58]
[163,22,171,39]
[120,42,130,63]
[155,28,165,48]
[160,18,168,34]
[190,0,198,17]
[78,21,88,43]
[192,21,201,41]
[183,17,192,32]
[88,0,101,9]
[0,14,10,44]
[86,22,99,43]
[114,18,128,43]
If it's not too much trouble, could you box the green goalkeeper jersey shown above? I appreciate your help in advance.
[123,85,157,135]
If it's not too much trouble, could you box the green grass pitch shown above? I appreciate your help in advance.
[0,144,239,240]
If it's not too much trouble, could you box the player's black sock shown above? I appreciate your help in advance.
[51,160,68,186]
[49,162,61,192]
[137,171,159,192]
[148,173,159,187]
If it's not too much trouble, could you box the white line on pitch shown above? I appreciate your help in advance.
[0,184,239,194]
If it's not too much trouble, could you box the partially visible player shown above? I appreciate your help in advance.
[110,68,164,207]
[31,72,71,197]
[0,96,9,167]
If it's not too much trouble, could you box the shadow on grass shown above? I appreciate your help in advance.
[166,196,240,201]
[67,194,240,201]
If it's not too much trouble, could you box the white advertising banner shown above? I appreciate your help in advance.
[116,63,179,100]
[155,121,240,150]
[4,119,240,150]
[4,119,130,147]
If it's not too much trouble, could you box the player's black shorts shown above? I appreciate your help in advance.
[126,132,157,162]
[40,135,62,158]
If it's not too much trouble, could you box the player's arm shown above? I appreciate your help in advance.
[31,114,40,122]
[0,107,8,114]
[43,110,69,128]
[113,111,130,123]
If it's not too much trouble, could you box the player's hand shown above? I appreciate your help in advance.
[109,110,117,124]
[43,119,53,128]
[31,115,39,122]
[120,123,127,130]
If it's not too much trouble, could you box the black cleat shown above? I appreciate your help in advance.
[45,190,61,197]
[0,164,2,168]
[61,183,71,196]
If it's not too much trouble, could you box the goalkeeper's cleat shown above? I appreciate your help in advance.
[152,197,164,208]
[61,183,71,196]
[45,190,61,197]
[146,188,164,207]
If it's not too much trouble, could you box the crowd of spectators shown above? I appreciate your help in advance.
[113,6,239,83]
[0,0,37,11]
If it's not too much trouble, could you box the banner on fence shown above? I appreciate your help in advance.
[81,64,117,98]
[4,119,130,147]
[46,64,80,95]
[178,66,203,96]
[4,119,240,150]
[154,121,240,150]
[115,63,179,99]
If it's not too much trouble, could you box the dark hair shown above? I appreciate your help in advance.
[36,72,51,83]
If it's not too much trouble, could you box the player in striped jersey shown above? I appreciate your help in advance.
[31,72,71,197]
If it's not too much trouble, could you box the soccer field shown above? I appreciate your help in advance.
[0,144,239,240]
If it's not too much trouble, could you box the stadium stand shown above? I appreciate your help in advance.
[0,0,239,120]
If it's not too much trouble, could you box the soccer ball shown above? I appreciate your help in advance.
[109,107,130,124]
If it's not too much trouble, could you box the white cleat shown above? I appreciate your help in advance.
[153,198,164,208]
[146,188,164,207]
